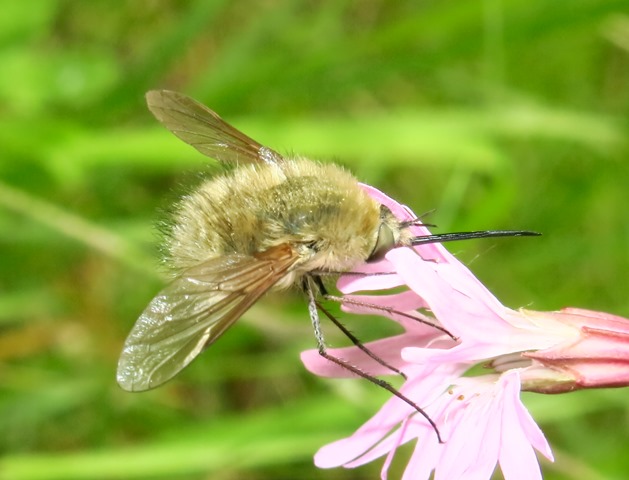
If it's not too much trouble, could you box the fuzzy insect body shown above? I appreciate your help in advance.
[117,90,537,396]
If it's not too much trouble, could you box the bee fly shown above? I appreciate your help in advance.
[117,90,539,441]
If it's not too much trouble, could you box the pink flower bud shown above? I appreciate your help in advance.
[523,308,629,393]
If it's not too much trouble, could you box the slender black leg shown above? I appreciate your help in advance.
[310,275,406,378]
[323,292,456,341]
[304,276,443,443]
[309,271,455,340]
[315,299,407,380]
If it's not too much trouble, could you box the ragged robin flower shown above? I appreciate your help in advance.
[301,185,629,480]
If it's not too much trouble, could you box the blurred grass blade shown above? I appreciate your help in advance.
[0,181,156,277]
[0,396,361,480]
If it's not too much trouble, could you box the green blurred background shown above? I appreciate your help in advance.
[1,1,628,479]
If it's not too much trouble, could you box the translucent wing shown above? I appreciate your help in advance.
[117,244,299,392]
[146,90,284,165]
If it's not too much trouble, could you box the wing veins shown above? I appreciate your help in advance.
[146,90,283,165]
[117,245,300,391]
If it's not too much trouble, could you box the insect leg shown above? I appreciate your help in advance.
[323,292,456,341]
[316,300,407,379]
[303,276,443,443]
[310,275,407,379]
[310,270,454,339]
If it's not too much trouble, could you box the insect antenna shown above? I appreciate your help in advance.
[303,275,443,443]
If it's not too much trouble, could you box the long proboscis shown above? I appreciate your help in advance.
[410,230,540,246]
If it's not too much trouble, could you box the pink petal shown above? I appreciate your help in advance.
[314,399,411,468]
[435,387,500,480]
[344,364,464,468]
[300,333,421,377]
[498,373,545,480]
[341,290,429,313]
[561,307,629,329]
[402,429,441,480]
[380,419,410,480]
[510,395,553,460]
[316,364,459,469]
[338,269,404,294]
[387,248,512,338]
[344,417,434,469]
[338,292,442,335]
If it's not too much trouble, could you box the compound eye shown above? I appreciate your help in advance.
[367,223,396,262]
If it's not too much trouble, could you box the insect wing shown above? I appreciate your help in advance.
[117,245,298,392]
[146,90,284,165]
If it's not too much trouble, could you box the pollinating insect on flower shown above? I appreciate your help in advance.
[116,90,629,480]
[117,91,533,400]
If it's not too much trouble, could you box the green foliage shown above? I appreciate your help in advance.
[1,1,628,478]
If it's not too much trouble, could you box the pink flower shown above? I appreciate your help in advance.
[301,185,629,479]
